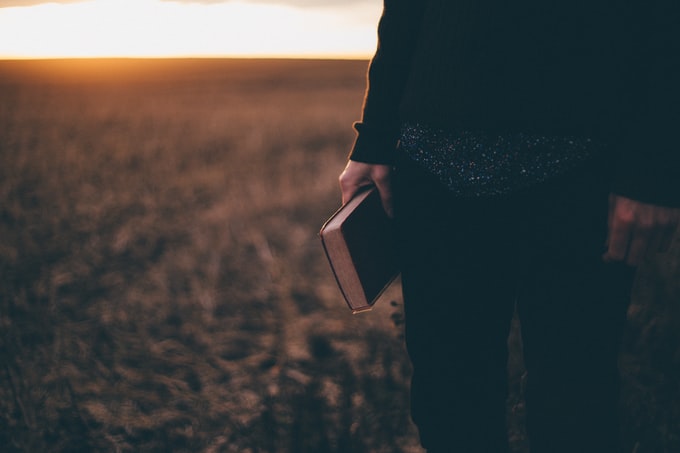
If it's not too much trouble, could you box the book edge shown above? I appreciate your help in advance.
[319,187,382,313]
[319,187,375,233]
[319,229,374,313]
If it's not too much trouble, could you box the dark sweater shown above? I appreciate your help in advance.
[350,0,680,207]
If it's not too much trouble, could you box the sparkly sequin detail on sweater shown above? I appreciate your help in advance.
[399,123,600,197]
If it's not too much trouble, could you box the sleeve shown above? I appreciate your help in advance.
[348,0,427,164]
[610,0,680,207]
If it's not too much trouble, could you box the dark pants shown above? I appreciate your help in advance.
[394,153,636,453]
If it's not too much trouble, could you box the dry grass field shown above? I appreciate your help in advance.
[0,58,679,453]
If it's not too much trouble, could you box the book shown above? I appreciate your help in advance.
[319,187,399,313]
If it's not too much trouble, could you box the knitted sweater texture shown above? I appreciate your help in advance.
[350,0,680,206]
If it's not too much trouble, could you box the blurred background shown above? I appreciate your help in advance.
[1,2,679,452]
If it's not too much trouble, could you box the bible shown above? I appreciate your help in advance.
[319,187,399,313]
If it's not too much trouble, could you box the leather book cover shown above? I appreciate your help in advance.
[319,187,399,313]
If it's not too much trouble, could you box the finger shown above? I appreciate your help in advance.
[641,207,680,255]
[339,168,371,205]
[625,227,652,266]
[373,171,394,218]
[654,219,678,254]
[602,216,633,263]
[341,181,370,205]
[624,211,657,265]
[377,191,394,218]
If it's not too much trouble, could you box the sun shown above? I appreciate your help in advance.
[0,0,379,59]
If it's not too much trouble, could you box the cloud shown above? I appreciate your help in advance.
[0,0,85,6]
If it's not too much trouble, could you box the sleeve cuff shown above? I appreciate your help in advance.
[347,122,399,165]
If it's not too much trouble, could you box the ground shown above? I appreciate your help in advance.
[0,59,678,452]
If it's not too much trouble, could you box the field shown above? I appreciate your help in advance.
[1,58,679,452]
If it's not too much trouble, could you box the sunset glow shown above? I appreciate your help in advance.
[0,0,380,59]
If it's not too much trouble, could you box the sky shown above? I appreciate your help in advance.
[0,0,382,58]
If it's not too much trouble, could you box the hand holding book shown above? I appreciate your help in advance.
[339,161,394,218]
[319,186,399,313]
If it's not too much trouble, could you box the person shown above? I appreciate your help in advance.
[338,1,680,452]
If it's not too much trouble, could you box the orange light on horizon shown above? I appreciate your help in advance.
[0,0,379,59]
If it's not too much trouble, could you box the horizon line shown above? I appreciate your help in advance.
[0,53,373,61]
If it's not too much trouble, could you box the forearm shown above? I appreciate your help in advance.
[349,0,426,164]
